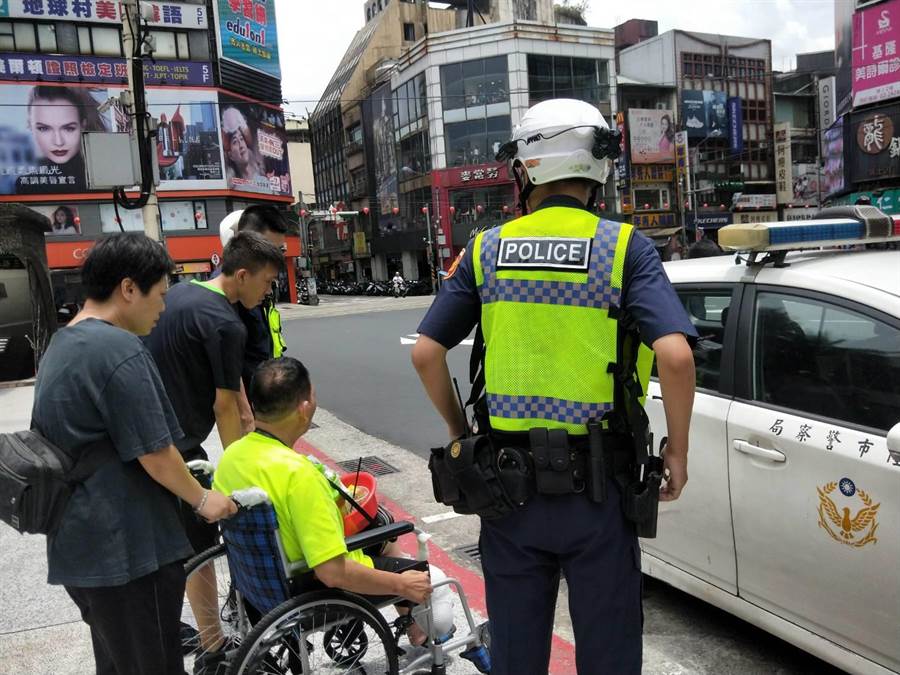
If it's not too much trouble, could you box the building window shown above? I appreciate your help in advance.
[393,73,428,140]
[398,130,431,180]
[0,21,58,52]
[148,30,190,60]
[403,23,415,42]
[441,56,510,121]
[527,55,609,107]
[77,25,122,56]
[445,115,510,167]
[633,186,671,211]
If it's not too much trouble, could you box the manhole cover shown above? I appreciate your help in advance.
[454,543,481,562]
[336,455,400,477]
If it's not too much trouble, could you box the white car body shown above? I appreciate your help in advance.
[641,249,900,675]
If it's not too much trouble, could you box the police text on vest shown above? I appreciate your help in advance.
[496,237,591,271]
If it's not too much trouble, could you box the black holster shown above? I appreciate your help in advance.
[620,455,663,538]
[428,435,533,520]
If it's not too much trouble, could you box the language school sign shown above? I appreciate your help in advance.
[2,0,208,27]
[0,53,213,85]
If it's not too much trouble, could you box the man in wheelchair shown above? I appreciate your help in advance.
[212,357,433,651]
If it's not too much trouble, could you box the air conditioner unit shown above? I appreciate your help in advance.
[655,102,667,110]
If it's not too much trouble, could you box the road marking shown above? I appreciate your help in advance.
[401,333,474,346]
[421,511,466,524]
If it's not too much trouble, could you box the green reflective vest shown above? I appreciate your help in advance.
[266,301,286,358]
[473,206,654,435]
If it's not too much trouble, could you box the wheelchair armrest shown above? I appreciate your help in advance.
[345,521,415,553]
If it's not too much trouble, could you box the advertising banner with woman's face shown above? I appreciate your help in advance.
[218,93,291,196]
[628,109,676,164]
[0,83,227,196]
[30,204,82,235]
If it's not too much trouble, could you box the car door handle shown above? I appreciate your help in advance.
[733,440,786,463]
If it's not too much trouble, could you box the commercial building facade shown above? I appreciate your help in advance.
[0,0,300,304]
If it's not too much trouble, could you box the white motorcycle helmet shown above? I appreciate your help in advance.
[495,99,621,212]
[219,209,244,248]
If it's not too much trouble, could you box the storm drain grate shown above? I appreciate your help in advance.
[455,543,481,563]
[336,455,400,477]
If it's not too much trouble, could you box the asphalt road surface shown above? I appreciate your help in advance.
[281,304,843,675]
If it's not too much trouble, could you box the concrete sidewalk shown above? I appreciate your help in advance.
[277,294,434,320]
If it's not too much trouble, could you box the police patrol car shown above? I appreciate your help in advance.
[642,206,900,675]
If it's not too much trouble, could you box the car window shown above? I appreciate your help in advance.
[655,290,732,391]
[753,292,900,432]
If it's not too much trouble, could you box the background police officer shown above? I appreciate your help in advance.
[412,99,697,674]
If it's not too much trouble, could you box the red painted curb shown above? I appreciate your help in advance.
[295,438,578,674]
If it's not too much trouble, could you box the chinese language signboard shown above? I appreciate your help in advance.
[0,53,212,86]
[775,122,793,204]
[728,97,743,154]
[850,104,900,182]
[823,116,848,196]
[733,211,778,224]
[852,0,900,107]
[3,0,208,28]
[631,212,676,228]
[627,109,675,164]
[214,0,281,79]
[459,166,500,182]
[631,165,675,183]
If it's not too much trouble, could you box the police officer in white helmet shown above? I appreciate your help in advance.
[413,99,698,673]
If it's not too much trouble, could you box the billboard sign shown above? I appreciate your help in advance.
[0,83,227,196]
[728,97,743,154]
[214,0,281,79]
[818,75,836,135]
[852,0,900,107]
[0,53,213,86]
[792,163,820,205]
[823,116,848,197]
[627,109,675,164]
[734,193,777,209]
[218,92,291,196]
[674,130,691,210]
[367,83,398,215]
[783,207,817,221]
[5,0,207,27]
[775,122,793,204]
[849,104,900,183]
[734,211,778,224]
[682,90,728,139]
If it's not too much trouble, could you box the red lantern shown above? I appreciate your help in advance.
[502,204,509,213]
[684,200,690,209]
[392,206,400,215]
[300,209,308,218]
[599,201,606,210]
[449,206,456,216]
[421,206,429,214]
[702,202,708,209]
[362,206,370,215]
[329,206,337,214]
[476,204,484,213]
[643,203,650,210]
[719,204,725,210]
[194,211,203,221]
[663,202,670,209]
[74,216,81,225]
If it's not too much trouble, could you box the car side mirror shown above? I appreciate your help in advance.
[887,423,900,466]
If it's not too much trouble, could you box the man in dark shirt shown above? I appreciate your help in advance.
[218,205,289,431]
[31,233,235,675]
[145,229,283,660]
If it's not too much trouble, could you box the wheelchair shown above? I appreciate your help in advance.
[182,463,491,674]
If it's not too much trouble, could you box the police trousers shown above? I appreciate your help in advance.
[479,478,642,675]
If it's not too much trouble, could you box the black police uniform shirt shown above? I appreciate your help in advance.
[144,281,246,455]
[418,196,698,349]
[32,318,193,587]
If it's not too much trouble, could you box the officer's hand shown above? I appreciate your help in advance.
[198,490,239,522]
[659,446,688,502]
[399,570,433,604]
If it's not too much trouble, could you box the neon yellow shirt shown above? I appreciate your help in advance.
[212,432,373,569]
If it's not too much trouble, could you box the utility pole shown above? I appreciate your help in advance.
[121,0,160,241]
[423,205,437,295]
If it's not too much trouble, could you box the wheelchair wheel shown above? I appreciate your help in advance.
[182,543,249,671]
[229,589,399,675]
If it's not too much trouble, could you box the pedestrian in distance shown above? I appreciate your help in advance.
[412,98,697,674]
[144,229,283,673]
[31,233,236,675]
[218,205,290,432]
[686,237,727,259]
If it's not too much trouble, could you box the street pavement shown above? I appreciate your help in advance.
[0,296,842,674]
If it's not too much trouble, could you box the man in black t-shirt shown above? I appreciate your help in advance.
[145,230,283,660]
[32,233,235,675]
[218,205,289,432]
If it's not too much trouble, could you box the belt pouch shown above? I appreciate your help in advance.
[496,447,534,506]
[587,420,608,504]
[446,436,499,512]
[530,428,575,495]
[428,446,462,507]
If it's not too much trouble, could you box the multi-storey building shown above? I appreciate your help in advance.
[0,0,300,305]
[311,0,617,282]
[618,29,775,237]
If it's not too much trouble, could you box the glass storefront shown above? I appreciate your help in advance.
[448,184,516,245]
[527,54,610,107]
